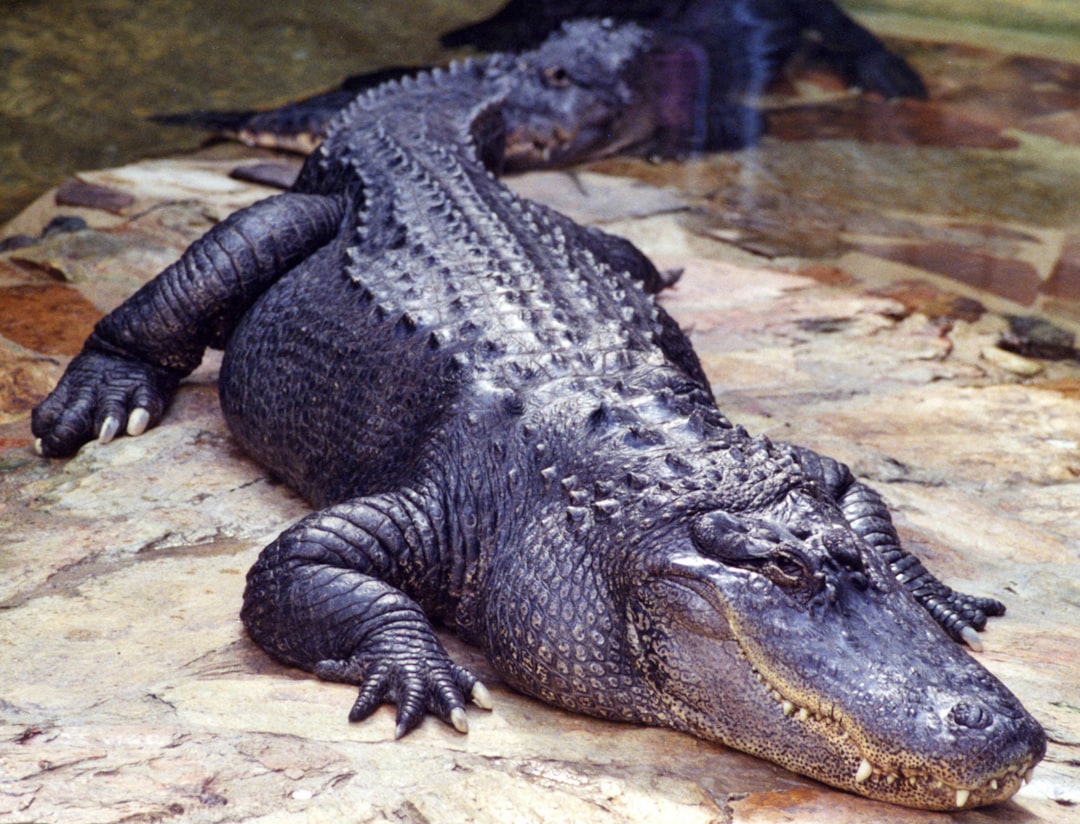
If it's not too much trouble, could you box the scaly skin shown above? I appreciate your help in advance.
[32,20,1043,810]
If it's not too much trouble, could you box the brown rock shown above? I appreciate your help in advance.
[55,178,135,214]
[856,241,1042,305]
[0,283,102,355]
[1043,234,1080,302]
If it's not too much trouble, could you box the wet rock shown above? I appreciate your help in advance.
[999,315,1077,360]
[868,279,986,322]
[55,178,135,214]
[1043,234,1080,302]
[980,344,1046,377]
[0,283,101,355]
[767,97,1020,149]
[855,241,1042,305]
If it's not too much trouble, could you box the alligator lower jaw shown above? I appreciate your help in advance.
[745,666,1036,810]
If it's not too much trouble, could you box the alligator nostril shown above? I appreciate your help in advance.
[949,700,994,730]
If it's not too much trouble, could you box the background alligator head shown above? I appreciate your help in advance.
[496,20,675,169]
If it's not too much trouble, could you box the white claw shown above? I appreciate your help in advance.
[1024,767,1035,785]
[98,415,121,444]
[855,758,873,784]
[960,626,984,652]
[127,407,151,436]
[450,707,469,734]
[34,438,44,456]
[956,789,970,808]
[471,681,493,710]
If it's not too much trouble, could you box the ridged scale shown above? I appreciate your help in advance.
[322,65,669,402]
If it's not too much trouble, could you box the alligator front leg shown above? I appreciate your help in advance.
[241,491,491,737]
[786,445,1005,650]
[32,192,346,457]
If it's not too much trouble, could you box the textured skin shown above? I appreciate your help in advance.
[33,21,1042,811]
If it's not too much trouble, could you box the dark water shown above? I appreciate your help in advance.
[0,0,501,223]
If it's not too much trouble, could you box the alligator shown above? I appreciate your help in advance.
[154,0,925,158]
[32,19,1044,811]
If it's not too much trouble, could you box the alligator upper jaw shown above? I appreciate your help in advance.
[738,660,1041,810]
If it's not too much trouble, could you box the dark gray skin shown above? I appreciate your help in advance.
[32,20,1044,812]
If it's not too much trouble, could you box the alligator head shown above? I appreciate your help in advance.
[616,437,1046,809]
[496,19,668,169]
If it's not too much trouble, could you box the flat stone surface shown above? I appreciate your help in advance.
[1,148,1078,823]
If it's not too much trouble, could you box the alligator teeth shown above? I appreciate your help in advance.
[990,779,998,791]
[796,708,809,722]
[855,758,873,784]
[782,700,795,717]
[956,789,970,808]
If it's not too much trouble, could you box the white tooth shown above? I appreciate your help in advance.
[782,700,795,716]
[855,758,873,784]
[909,776,917,787]
[797,708,809,722]
[886,775,896,785]
[956,789,970,808]
[990,779,998,791]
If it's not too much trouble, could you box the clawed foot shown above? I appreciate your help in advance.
[912,582,1006,653]
[315,651,492,738]
[32,349,178,457]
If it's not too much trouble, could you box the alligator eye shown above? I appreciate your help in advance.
[543,66,572,88]
[763,548,813,590]
[692,512,816,591]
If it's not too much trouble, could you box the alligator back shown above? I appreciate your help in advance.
[218,33,689,507]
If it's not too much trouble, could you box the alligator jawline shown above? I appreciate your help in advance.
[739,649,1035,809]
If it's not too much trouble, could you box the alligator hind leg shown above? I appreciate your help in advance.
[242,490,491,737]
[786,445,1005,650]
